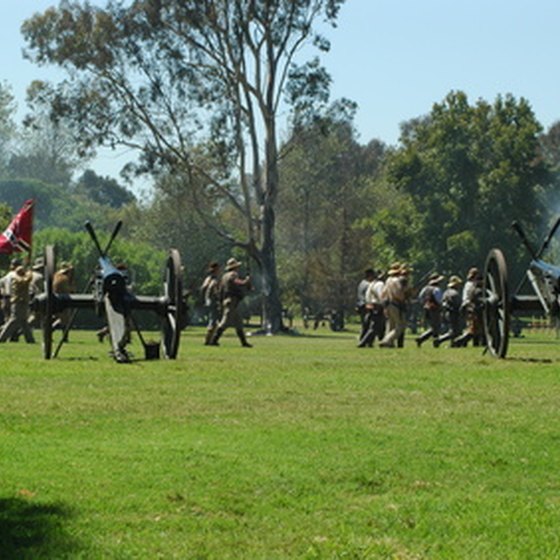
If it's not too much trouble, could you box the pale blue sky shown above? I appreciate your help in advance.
[2,0,560,180]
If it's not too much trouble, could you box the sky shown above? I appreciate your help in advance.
[2,0,560,184]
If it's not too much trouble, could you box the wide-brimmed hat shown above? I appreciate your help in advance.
[447,275,463,288]
[10,258,22,268]
[225,257,242,271]
[467,267,479,280]
[32,257,44,271]
[59,261,74,273]
[387,263,402,276]
[428,272,445,285]
[208,261,220,272]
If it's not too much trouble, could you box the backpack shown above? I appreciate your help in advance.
[422,285,439,310]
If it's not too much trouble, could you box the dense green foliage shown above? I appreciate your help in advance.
[33,228,167,295]
[370,91,552,280]
[1,328,560,558]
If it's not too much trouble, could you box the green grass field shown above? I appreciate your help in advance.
[1,325,560,559]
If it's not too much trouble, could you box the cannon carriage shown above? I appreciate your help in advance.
[33,221,185,363]
[482,217,560,358]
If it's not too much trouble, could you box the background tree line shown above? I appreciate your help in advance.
[0,0,558,326]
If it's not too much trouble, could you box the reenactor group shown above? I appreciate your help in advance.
[1,251,483,352]
[0,257,75,344]
[356,263,484,349]
[0,257,42,343]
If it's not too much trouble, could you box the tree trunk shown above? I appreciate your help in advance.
[259,203,284,333]
[256,102,285,333]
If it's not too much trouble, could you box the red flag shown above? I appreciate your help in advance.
[0,199,34,254]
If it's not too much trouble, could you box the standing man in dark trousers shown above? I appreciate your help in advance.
[435,275,463,347]
[201,261,221,345]
[210,257,253,347]
[356,268,375,342]
[357,270,385,347]
[415,272,444,347]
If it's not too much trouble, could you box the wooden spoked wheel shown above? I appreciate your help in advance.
[161,249,183,359]
[483,248,510,358]
[42,245,56,359]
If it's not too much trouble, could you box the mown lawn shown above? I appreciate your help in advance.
[1,325,560,559]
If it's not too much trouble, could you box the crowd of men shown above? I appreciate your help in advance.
[1,250,485,351]
[0,257,42,343]
[356,263,484,349]
[0,257,75,344]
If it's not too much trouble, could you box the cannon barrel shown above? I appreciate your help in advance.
[98,256,127,296]
[529,259,560,282]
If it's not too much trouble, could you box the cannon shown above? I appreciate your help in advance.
[482,217,560,358]
[34,221,185,363]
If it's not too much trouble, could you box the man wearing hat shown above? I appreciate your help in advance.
[356,267,376,342]
[52,261,75,338]
[454,266,484,347]
[0,265,35,343]
[28,257,45,328]
[0,258,22,326]
[435,275,463,347]
[357,269,386,347]
[379,263,408,348]
[201,261,221,345]
[209,257,253,347]
[415,272,445,347]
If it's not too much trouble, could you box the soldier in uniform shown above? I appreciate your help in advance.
[454,267,484,347]
[434,275,463,347]
[201,261,221,345]
[357,270,385,347]
[415,273,444,347]
[379,263,408,348]
[28,257,44,328]
[356,268,375,342]
[210,257,253,347]
[52,262,75,340]
[0,258,22,326]
[398,264,414,347]
[0,265,35,343]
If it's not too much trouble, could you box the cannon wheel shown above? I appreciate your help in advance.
[161,249,183,359]
[483,248,510,358]
[42,245,56,359]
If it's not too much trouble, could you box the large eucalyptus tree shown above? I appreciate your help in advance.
[22,0,345,331]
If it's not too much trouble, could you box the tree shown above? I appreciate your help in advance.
[22,0,346,332]
[124,173,230,298]
[0,82,17,174]
[75,169,135,209]
[7,81,85,187]
[277,103,386,316]
[378,91,551,279]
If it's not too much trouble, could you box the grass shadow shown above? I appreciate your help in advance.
[0,496,79,559]
[59,356,100,362]
[506,356,556,364]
